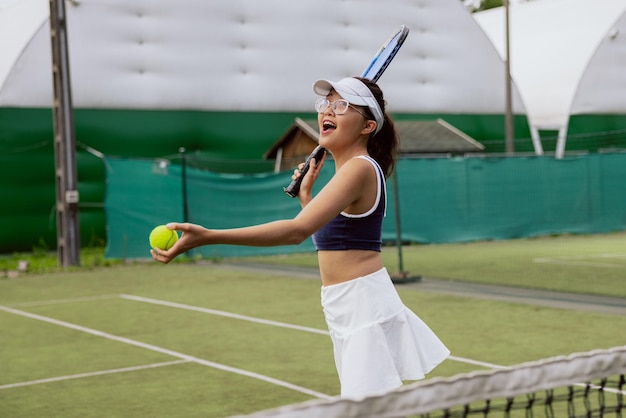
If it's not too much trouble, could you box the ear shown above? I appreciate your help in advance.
[361,120,377,135]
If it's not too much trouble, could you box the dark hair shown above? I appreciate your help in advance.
[354,77,398,178]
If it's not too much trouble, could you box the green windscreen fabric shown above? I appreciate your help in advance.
[390,154,626,244]
[105,158,184,259]
[105,157,327,259]
[105,153,626,259]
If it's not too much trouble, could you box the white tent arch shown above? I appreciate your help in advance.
[474,0,626,157]
[0,0,49,96]
[571,12,626,116]
[1,0,526,124]
[565,9,626,155]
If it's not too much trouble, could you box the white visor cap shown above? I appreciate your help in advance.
[313,77,384,135]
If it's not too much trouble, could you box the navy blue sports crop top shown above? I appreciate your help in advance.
[312,156,386,252]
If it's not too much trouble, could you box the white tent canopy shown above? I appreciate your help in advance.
[474,0,626,156]
[0,0,48,91]
[571,10,626,116]
[0,0,525,118]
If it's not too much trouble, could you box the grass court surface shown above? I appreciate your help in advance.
[1,232,625,417]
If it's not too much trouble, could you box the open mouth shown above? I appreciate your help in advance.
[321,120,336,133]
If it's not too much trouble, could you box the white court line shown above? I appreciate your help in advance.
[121,294,504,370]
[120,294,330,335]
[4,295,619,397]
[448,355,507,369]
[3,293,508,370]
[533,253,626,268]
[6,294,120,308]
[0,360,189,390]
[0,305,333,400]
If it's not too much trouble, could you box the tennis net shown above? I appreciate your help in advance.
[233,345,626,418]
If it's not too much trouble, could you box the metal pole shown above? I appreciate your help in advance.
[50,0,80,266]
[390,166,420,284]
[504,0,515,154]
[392,169,405,274]
[180,147,189,223]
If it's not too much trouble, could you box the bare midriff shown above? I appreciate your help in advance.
[317,249,384,286]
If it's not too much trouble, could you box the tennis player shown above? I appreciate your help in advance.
[151,76,450,399]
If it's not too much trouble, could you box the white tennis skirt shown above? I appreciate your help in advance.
[321,267,450,400]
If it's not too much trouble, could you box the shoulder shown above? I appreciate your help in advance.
[336,156,378,180]
[331,157,379,198]
[354,155,382,173]
[335,157,372,178]
[344,155,377,169]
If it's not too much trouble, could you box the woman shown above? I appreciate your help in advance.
[151,76,450,399]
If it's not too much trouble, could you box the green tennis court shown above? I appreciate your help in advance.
[241,231,626,297]
[1,233,625,417]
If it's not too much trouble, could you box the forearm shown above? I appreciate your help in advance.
[298,192,313,208]
[207,219,310,247]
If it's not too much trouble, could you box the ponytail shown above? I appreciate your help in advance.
[354,77,398,178]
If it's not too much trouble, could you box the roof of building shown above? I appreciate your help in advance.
[264,118,484,159]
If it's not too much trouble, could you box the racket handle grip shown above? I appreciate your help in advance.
[283,146,326,198]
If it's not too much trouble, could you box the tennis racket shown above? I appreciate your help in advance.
[284,25,410,198]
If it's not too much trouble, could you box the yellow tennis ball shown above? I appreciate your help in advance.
[149,225,178,250]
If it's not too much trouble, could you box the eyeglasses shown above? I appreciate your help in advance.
[314,98,370,119]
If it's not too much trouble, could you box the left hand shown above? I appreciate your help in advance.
[150,222,209,263]
[297,153,325,204]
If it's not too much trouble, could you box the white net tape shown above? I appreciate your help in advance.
[231,345,626,418]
